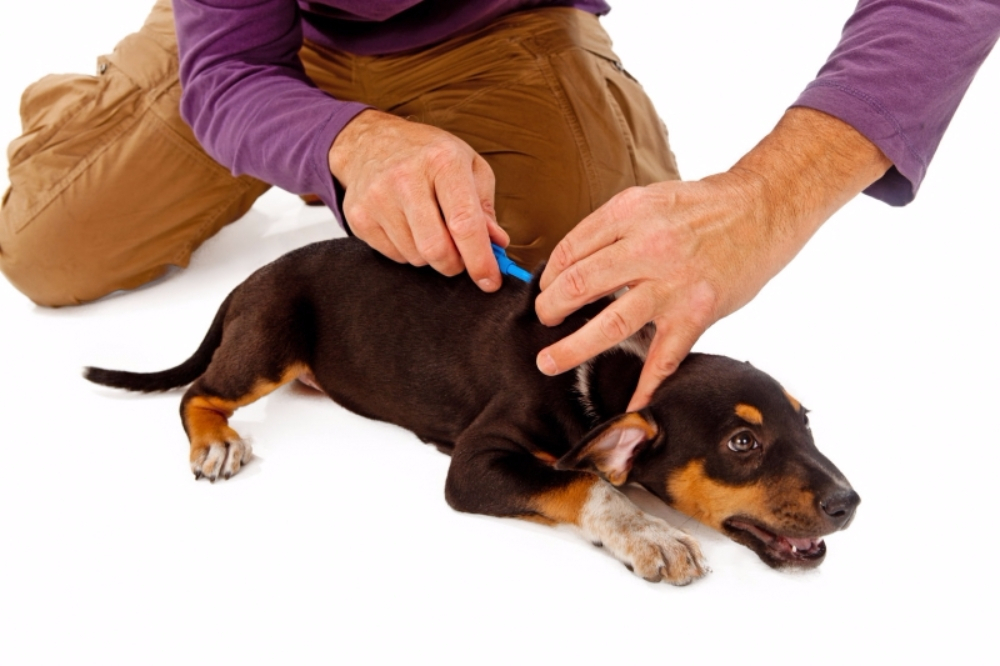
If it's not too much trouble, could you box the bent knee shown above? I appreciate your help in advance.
[0,201,167,307]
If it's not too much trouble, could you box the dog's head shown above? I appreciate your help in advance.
[558,353,859,569]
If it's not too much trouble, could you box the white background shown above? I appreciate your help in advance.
[1,1,997,663]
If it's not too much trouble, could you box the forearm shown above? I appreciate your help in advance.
[795,0,1000,205]
[174,0,368,211]
[716,107,891,303]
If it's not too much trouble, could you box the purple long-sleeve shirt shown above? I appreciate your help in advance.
[175,0,1000,217]
[174,0,611,216]
[795,0,1000,205]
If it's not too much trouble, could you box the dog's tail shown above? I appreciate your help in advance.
[84,293,233,393]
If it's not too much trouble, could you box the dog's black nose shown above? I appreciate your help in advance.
[819,489,860,529]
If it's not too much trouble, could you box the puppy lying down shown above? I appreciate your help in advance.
[86,238,859,585]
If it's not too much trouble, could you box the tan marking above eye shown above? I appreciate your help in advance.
[735,403,764,425]
[783,390,801,412]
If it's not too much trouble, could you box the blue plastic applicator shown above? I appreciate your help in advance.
[491,243,532,283]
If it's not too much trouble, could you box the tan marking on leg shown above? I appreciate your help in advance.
[520,514,558,527]
[186,363,309,451]
[784,390,801,412]
[735,403,764,425]
[185,363,309,479]
[186,397,241,458]
[529,476,598,526]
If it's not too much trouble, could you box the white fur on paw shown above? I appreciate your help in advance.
[191,439,252,482]
[580,482,709,585]
[617,519,708,584]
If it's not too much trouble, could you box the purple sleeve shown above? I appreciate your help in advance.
[794,0,1000,206]
[173,0,369,218]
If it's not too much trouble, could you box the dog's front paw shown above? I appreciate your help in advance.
[190,439,252,482]
[615,520,708,585]
[581,483,708,585]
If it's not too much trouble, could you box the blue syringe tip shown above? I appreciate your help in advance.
[491,243,532,283]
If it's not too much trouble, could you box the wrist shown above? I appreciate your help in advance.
[327,108,393,183]
[712,107,891,265]
[729,107,890,229]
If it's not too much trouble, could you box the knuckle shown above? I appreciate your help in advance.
[549,239,576,272]
[479,197,497,221]
[416,237,458,270]
[426,140,463,171]
[365,181,395,209]
[686,282,719,325]
[473,155,497,188]
[344,204,372,232]
[561,265,587,300]
[598,309,632,343]
[614,186,646,215]
[445,208,481,240]
[416,236,447,262]
[651,354,681,377]
[386,162,411,183]
[387,170,422,202]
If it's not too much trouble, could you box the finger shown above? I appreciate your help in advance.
[362,225,408,265]
[435,157,501,292]
[536,289,653,376]
[472,158,510,248]
[534,236,639,327]
[374,194,426,267]
[488,217,510,247]
[540,187,639,290]
[401,183,463,276]
[344,200,409,264]
[626,323,703,412]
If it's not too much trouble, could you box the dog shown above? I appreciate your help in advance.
[85,237,859,584]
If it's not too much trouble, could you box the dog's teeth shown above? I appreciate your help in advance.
[791,544,797,553]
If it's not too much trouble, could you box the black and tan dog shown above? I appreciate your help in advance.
[85,237,859,584]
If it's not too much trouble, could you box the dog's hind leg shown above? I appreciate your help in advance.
[181,357,311,482]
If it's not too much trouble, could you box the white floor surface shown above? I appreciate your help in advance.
[2,1,998,664]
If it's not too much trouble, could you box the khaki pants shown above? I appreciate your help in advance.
[0,0,678,306]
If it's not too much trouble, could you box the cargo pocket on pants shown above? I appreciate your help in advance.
[4,61,144,233]
[0,32,268,305]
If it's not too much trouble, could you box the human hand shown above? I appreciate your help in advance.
[328,109,509,291]
[534,175,777,411]
[534,108,891,410]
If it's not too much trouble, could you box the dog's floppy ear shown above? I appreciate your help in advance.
[555,411,658,486]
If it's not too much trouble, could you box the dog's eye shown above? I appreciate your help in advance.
[728,431,759,453]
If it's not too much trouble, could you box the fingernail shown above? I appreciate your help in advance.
[537,352,558,375]
[478,278,496,291]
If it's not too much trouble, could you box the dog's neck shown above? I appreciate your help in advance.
[574,325,652,421]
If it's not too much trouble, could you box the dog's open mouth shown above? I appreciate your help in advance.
[723,518,827,569]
